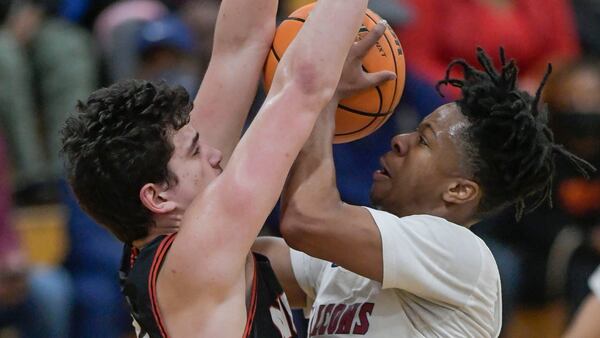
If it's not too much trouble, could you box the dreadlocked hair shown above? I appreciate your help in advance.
[436,47,596,220]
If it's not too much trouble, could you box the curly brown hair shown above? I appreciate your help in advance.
[61,80,191,242]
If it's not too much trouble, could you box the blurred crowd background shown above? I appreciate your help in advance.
[0,0,598,337]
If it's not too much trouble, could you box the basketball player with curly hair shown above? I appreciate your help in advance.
[254,48,594,337]
[60,0,396,336]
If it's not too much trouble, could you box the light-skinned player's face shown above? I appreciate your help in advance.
[164,123,223,211]
[371,103,472,217]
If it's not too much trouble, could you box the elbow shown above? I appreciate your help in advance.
[293,59,337,99]
[280,203,329,256]
[280,207,315,252]
[274,58,336,110]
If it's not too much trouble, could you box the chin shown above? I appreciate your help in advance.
[369,193,384,210]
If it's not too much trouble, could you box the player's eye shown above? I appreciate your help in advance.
[193,147,200,156]
[419,135,428,147]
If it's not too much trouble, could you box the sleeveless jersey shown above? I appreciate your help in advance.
[119,233,297,338]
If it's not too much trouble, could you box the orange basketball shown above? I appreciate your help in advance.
[263,3,406,143]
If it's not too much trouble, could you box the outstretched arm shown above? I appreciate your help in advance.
[165,0,369,325]
[189,0,277,165]
[280,22,395,282]
[252,26,396,310]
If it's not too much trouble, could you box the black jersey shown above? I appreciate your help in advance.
[119,233,297,338]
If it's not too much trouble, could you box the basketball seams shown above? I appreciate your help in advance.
[266,4,404,143]
[337,104,391,118]
[270,47,280,62]
[334,58,388,140]
[335,107,381,138]
[361,64,384,115]
[372,85,390,131]
[285,17,306,23]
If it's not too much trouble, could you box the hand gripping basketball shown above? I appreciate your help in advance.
[336,22,397,101]
[264,3,406,143]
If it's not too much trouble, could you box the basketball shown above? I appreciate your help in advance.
[263,3,406,143]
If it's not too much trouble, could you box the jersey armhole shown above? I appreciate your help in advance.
[243,254,259,338]
[148,233,177,338]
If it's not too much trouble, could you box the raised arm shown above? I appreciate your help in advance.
[189,0,277,165]
[280,23,395,282]
[169,0,369,298]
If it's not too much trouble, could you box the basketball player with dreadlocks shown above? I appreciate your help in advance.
[60,0,389,336]
[253,48,595,337]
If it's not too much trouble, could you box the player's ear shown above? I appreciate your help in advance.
[442,178,480,205]
[140,183,176,214]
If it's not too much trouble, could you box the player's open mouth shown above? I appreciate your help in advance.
[375,159,391,178]
[377,168,390,177]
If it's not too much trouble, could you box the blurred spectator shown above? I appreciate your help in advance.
[60,179,132,338]
[136,14,200,95]
[564,266,600,338]
[396,0,581,95]
[0,134,73,338]
[177,0,218,76]
[93,0,168,82]
[0,0,97,205]
[545,59,600,317]
[93,1,203,95]
[570,0,600,56]
[281,0,412,23]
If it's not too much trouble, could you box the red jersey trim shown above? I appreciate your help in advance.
[243,254,258,338]
[148,233,177,338]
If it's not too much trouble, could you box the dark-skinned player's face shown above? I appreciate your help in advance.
[371,103,473,217]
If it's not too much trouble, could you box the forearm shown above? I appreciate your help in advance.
[280,99,341,243]
[190,0,277,163]
[212,0,277,53]
[271,0,368,100]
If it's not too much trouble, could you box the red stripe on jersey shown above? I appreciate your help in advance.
[130,247,140,269]
[148,233,177,338]
[243,255,258,338]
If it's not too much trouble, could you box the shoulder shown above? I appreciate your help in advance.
[365,207,480,245]
[365,207,498,284]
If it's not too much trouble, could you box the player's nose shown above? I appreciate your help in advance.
[208,147,223,168]
[390,134,409,157]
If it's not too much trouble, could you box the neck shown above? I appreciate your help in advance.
[132,234,162,249]
[439,206,480,228]
[402,203,478,228]
[131,225,179,249]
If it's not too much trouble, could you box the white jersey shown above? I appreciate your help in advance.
[589,266,600,298]
[290,207,502,338]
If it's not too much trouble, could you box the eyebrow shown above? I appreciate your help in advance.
[188,132,200,154]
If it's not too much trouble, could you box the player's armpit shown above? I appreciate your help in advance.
[252,237,307,308]
[281,202,383,283]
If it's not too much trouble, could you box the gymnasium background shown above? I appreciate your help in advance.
[0,0,598,337]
